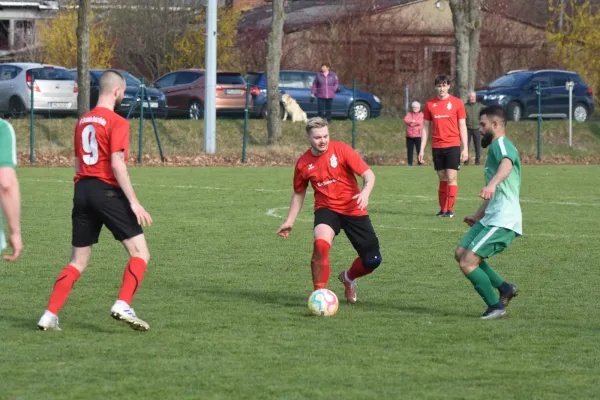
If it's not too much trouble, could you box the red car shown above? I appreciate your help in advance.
[154,69,251,119]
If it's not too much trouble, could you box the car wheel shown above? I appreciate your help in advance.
[9,97,25,119]
[573,103,588,122]
[349,101,371,121]
[507,102,523,121]
[188,100,203,120]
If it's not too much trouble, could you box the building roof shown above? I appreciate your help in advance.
[238,0,421,33]
[238,0,552,34]
[0,1,58,9]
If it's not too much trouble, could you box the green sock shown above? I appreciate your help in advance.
[479,260,505,288]
[466,267,500,306]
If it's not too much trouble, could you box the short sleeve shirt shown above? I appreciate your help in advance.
[423,95,466,148]
[0,119,17,251]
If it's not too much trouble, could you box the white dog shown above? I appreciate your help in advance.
[281,94,308,123]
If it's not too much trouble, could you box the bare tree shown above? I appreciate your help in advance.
[110,0,198,81]
[266,0,285,144]
[77,0,91,116]
[449,0,482,101]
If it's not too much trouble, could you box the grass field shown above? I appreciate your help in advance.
[1,165,599,399]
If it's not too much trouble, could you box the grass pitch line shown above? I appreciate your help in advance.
[20,178,596,207]
[265,207,600,239]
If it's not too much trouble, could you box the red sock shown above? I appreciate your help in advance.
[117,257,147,305]
[311,239,331,290]
[347,257,372,281]
[447,185,458,212]
[47,265,81,315]
[438,181,449,212]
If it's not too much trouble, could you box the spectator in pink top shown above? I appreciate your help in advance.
[404,101,424,166]
[311,61,339,123]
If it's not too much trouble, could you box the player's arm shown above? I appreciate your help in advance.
[418,120,430,164]
[111,151,152,226]
[465,199,490,227]
[0,167,21,261]
[479,158,513,200]
[352,169,375,211]
[277,189,307,239]
[459,118,468,162]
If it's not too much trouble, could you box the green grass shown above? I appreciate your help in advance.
[9,117,600,165]
[1,165,600,399]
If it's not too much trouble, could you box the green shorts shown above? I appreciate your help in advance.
[459,222,516,259]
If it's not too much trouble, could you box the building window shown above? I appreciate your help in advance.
[432,51,451,76]
[377,49,395,74]
[398,51,417,73]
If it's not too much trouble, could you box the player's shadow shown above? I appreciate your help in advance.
[0,314,121,334]
[198,286,306,309]
[197,286,471,318]
[356,301,473,318]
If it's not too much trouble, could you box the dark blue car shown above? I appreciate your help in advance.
[246,70,381,120]
[476,69,595,122]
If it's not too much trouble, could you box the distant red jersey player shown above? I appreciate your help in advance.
[419,75,468,218]
[277,117,382,304]
[37,70,153,332]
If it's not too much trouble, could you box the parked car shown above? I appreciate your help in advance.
[0,62,77,117]
[68,69,168,118]
[246,70,382,121]
[153,69,251,119]
[476,69,595,122]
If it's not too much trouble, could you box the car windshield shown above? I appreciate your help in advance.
[121,72,141,86]
[245,73,261,85]
[29,67,73,81]
[90,71,141,87]
[488,72,533,88]
[217,73,245,85]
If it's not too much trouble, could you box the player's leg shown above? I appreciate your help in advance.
[311,208,340,290]
[443,146,460,217]
[95,183,150,331]
[436,162,448,216]
[38,181,102,331]
[457,223,517,319]
[339,215,382,304]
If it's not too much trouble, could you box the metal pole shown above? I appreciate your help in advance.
[139,78,145,164]
[352,80,357,149]
[567,81,573,147]
[405,85,409,114]
[29,76,34,164]
[204,0,217,153]
[242,82,250,163]
[144,91,165,162]
[537,86,542,161]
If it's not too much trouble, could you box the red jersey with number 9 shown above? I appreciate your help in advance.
[74,107,129,187]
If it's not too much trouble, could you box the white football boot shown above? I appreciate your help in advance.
[110,300,150,331]
[37,311,62,332]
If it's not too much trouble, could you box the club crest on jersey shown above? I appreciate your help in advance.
[330,154,338,168]
[447,102,452,110]
[308,163,314,170]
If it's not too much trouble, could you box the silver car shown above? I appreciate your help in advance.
[0,62,78,117]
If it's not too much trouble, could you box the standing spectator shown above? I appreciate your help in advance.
[404,101,424,166]
[311,62,339,123]
[464,91,484,165]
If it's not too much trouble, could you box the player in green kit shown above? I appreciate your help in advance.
[0,118,22,262]
[455,105,520,320]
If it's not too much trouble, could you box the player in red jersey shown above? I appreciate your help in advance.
[277,117,382,304]
[418,75,468,218]
[37,70,152,332]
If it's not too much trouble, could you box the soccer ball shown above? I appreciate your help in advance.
[308,289,339,316]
